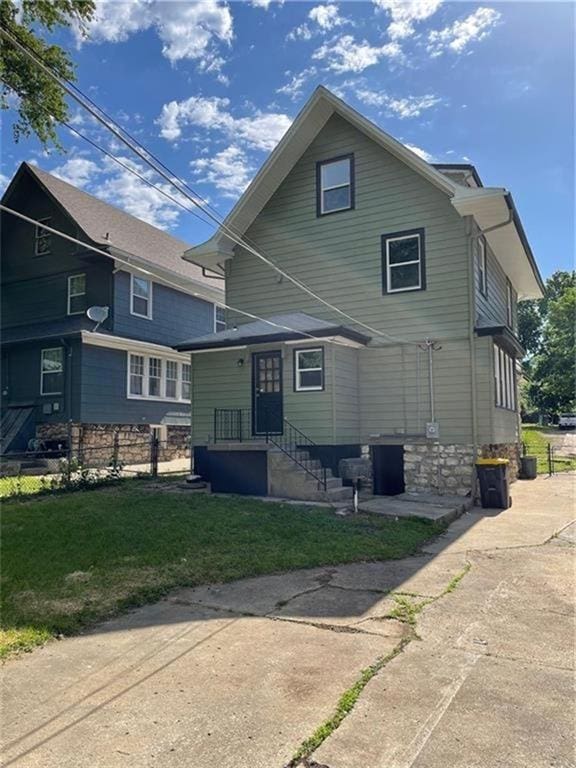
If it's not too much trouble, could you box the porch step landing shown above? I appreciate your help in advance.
[359,492,472,525]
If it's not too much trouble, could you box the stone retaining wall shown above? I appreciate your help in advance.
[36,423,190,467]
[404,443,476,497]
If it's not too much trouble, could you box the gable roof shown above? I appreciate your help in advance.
[184,85,543,299]
[2,162,223,302]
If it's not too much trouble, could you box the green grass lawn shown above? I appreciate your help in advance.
[1,483,442,660]
[0,475,46,499]
[521,424,576,474]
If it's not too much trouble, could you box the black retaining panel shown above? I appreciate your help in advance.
[208,450,268,496]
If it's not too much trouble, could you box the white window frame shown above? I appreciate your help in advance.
[319,156,353,215]
[295,347,324,392]
[214,305,226,333]
[148,357,162,397]
[129,353,145,396]
[40,347,64,395]
[165,360,178,399]
[478,238,487,296]
[494,343,516,411]
[67,273,86,316]
[385,233,423,294]
[34,217,51,256]
[130,274,153,319]
[127,352,187,402]
[181,362,191,401]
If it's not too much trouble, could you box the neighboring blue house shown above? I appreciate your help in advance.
[1,162,224,459]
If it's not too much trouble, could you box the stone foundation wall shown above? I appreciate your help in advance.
[404,443,475,497]
[480,442,520,484]
[36,423,190,467]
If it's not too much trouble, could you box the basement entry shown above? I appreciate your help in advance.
[372,445,405,496]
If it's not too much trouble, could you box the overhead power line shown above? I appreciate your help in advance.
[0,26,421,347]
[0,205,359,347]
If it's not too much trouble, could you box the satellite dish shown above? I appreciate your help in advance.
[86,306,109,331]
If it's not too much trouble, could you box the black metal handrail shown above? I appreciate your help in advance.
[264,414,327,491]
[213,408,251,442]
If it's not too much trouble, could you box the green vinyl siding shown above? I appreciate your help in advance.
[333,345,360,443]
[226,113,469,343]
[474,228,518,332]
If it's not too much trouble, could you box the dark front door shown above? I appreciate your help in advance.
[372,445,405,495]
[252,350,283,435]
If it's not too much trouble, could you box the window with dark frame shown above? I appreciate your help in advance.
[478,237,488,296]
[382,229,425,294]
[294,348,324,391]
[214,305,226,332]
[35,218,51,256]
[317,155,354,216]
[40,348,64,395]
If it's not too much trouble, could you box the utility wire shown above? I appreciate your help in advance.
[0,205,356,347]
[1,25,422,347]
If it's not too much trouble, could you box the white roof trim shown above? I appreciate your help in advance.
[81,331,189,361]
[184,86,457,267]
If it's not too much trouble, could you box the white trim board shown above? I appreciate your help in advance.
[81,331,189,362]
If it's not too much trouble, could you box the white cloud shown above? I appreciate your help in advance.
[276,67,317,100]
[190,145,254,198]
[288,3,350,41]
[51,156,101,188]
[404,143,434,162]
[312,34,404,73]
[76,0,233,75]
[157,96,292,151]
[250,0,284,8]
[350,86,442,118]
[427,7,501,57]
[374,0,443,40]
[0,172,10,194]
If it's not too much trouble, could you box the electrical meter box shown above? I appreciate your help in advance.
[426,422,440,440]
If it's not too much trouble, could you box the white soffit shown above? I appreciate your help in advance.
[452,190,543,300]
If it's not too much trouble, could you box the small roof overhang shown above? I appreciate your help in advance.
[451,187,544,300]
[476,324,525,358]
[174,312,371,352]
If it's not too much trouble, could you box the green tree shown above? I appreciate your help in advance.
[0,0,95,150]
[527,284,576,414]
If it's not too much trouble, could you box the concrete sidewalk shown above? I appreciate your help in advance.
[1,474,574,768]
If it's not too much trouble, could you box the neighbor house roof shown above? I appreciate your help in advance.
[2,162,223,303]
[174,312,371,352]
[184,85,543,300]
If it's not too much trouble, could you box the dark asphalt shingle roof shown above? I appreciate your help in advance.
[175,312,371,351]
[20,163,222,291]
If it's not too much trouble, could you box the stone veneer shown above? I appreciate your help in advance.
[36,423,190,467]
[403,441,520,499]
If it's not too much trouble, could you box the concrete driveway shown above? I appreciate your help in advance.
[1,474,574,768]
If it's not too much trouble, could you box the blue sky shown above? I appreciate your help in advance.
[2,1,574,279]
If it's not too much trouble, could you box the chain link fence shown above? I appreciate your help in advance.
[1,432,191,499]
[522,440,576,476]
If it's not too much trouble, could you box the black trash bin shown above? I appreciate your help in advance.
[476,458,511,509]
[520,455,537,480]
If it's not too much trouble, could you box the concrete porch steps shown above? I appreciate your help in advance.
[358,492,472,525]
[267,447,352,504]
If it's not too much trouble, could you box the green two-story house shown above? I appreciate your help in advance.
[175,86,544,500]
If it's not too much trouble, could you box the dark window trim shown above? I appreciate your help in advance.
[478,236,488,298]
[381,227,426,295]
[293,346,325,392]
[316,154,355,218]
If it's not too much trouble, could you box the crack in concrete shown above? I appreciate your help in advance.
[269,615,386,637]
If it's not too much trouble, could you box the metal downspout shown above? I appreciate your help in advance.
[466,218,479,470]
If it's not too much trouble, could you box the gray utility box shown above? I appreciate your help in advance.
[339,458,372,488]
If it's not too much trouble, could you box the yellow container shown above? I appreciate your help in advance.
[475,458,510,466]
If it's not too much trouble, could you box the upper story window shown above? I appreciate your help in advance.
[34,218,51,256]
[128,353,189,401]
[506,279,513,328]
[317,155,354,216]
[40,348,64,395]
[494,344,516,411]
[382,228,426,294]
[294,348,324,392]
[67,274,86,315]
[478,237,488,296]
[130,275,152,319]
[214,305,226,332]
